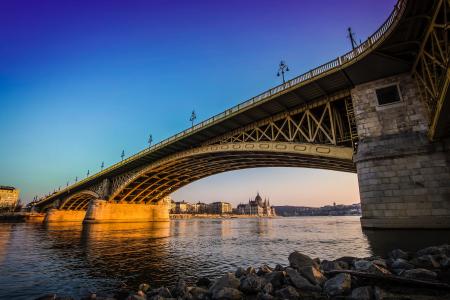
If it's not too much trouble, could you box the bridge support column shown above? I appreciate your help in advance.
[83,199,170,223]
[44,209,86,223]
[352,73,450,229]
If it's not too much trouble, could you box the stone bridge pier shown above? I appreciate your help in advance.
[83,199,170,223]
[352,73,450,229]
[43,200,170,223]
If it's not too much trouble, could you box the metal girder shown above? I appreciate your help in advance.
[59,190,99,210]
[204,96,357,148]
[412,0,450,139]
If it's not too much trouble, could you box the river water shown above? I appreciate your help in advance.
[1,216,450,299]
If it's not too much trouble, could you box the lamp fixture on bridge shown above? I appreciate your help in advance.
[101,161,104,171]
[148,134,153,148]
[87,170,90,177]
[347,27,359,50]
[277,61,289,84]
[75,176,78,182]
[190,110,197,127]
[121,150,125,162]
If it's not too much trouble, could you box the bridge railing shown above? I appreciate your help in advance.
[34,0,406,206]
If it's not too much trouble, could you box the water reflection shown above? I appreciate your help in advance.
[0,223,12,264]
[363,229,450,257]
[1,217,450,300]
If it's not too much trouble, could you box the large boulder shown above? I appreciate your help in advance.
[263,271,285,289]
[350,286,373,300]
[190,287,209,300]
[285,268,321,292]
[323,273,351,296]
[212,287,243,300]
[147,287,172,298]
[209,273,240,295]
[298,265,327,285]
[235,267,246,278]
[353,260,391,275]
[239,274,264,294]
[138,284,151,293]
[257,265,272,276]
[320,260,344,272]
[403,268,437,281]
[390,258,414,270]
[388,249,409,260]
[288,251,318,269]
[262,283,273,294]
[274,286,299,300]
[417,246,443,257]
[129,291,147,300]
[256,292,275,300]
[410,255,440,269]
[196,277,212,288]
[172,279,188,297]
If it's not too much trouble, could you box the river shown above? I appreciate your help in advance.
[1,216,449,299]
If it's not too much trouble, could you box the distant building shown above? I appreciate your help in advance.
[0,186,20,212]
[172,201,192,214]
[209,201,232,214]
[236,192,276,216]
[191,202,208,214]
[274,203,362,216]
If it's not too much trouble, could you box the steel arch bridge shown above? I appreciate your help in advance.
[33,0,450,227]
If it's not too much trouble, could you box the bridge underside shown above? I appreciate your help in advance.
[111,143,355,204]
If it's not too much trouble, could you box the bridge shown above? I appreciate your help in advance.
[33,0,450,228]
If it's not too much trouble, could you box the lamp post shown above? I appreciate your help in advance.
[277,61,289,84]
[87,170,90,177]
[347,27,358,50]
[101,161,104,171]
[190,110,197,127]
[121,150,125,162]
[75,176,78,182]
[148,134,153,148]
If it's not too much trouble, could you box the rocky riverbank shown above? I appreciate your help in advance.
[36,244,450,300]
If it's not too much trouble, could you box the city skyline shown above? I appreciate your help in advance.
[0,0,394,205]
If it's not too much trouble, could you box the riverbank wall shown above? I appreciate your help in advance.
[0,212,45,223]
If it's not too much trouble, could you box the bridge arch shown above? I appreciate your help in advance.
[59,190,100,211]
[110,142,355,204]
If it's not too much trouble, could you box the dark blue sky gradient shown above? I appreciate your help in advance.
[0,0,396,205]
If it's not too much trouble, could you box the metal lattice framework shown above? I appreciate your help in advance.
[413,0,450,138]
[110,142,355,204]
[205,94,358,149]
[59,190,99,211]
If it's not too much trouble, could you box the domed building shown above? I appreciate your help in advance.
[236,192,276,216]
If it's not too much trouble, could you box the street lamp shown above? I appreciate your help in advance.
[277,61,289,84]
[347,27,358,50]
[101,161,104,171]
[148,134,153,148]
[75,176,78,182]
[121,150,125,161]
[190,110,197,127]
[87,170,90,177]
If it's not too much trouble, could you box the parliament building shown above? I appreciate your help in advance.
[236,192,276,216]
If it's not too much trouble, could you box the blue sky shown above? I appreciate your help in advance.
[0,0,396,206]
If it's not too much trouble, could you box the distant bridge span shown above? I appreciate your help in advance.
[34,0,450,228]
